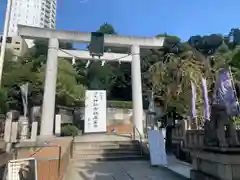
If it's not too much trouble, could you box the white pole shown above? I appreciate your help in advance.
[40,38,59,137]
[131,45,144,136]
[0,0,12,86]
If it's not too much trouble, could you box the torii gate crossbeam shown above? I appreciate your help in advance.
[18,25,164,138]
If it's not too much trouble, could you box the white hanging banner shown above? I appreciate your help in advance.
[84,90,107,133]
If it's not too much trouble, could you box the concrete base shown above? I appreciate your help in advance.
[191,148,240,180]
[191,169,218,180]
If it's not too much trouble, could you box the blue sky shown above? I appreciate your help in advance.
[0,0,240,41]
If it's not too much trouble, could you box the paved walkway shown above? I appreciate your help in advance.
[165,155,191,179]
[64,160,189,180]
[66,134,191,179]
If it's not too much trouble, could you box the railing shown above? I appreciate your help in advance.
[14,144,62,178]
[132,126,143,156]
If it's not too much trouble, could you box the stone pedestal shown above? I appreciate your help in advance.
[191,148,240,180]
[55,114,61,137]
[31,121,38,141]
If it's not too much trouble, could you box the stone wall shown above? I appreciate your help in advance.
[16,138,72,180]
[31,106,147,135]
[73,107,146,134]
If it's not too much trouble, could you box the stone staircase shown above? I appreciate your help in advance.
[71,140,148,161]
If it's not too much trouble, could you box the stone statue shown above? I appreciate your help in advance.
[20,83,28,118]
[147,91,156,130]
[19,83,30,140]
[204,104,239,147]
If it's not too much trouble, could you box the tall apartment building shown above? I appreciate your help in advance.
[8,0,57,46]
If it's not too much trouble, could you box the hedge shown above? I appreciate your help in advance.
[107,101,132,109]
[73,100,133,109]
[62,100,149,109]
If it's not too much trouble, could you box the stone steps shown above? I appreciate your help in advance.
[72,140,147,161]
[73,149,140,155]
[73,144,140,151]
[71,154,148,161]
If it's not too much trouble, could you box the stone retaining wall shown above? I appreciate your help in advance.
[16,138,72,180]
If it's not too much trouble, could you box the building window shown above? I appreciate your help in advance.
[6,37,12,43]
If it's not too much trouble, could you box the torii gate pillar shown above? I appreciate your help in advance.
[131,45,144,135]
[40,38,59,136]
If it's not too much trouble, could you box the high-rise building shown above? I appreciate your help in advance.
[8,0,57,37]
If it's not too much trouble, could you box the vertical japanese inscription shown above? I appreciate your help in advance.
[92,91,99,128]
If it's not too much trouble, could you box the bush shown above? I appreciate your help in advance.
[61,124,79,137]
[107,101,132,109]
[61,100,148,110]
[108,100,149,109]
[67,100,133,109]
[0,88,8,114]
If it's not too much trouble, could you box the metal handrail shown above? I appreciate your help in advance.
[14,144,62,178]
[132,126,143,156]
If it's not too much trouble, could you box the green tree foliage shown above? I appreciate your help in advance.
[0,88,8,113]
[1,41,85,111]
[38,59,86,106]
[32,39,74,59]
[97,23,117,34]
[149,50,204,114]
[81,22,132,100]
[148,30,240,120]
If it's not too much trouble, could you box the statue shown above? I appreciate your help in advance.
[204,104,239,147]
[19,83,29,140]
[147,91,156,130]
[20,83,28,118]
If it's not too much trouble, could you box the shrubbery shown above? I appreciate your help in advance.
[0,88,8,114]
[61,124,79,137]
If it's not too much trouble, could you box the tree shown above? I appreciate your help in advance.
[97,23,117,34]
[81,23,132,99]
[229,28,240,47]
[149,49,205,116]
[2,45,86,110]
[188,34,223,55]
[0,88,8,113]
[32,39,74,59]
[38,59,86,106]
[147,29,240,122]
[2,52,45,109]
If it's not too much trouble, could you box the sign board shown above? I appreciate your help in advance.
[7,157,38,180]
[148,130,167,166]
[84,90,107,133]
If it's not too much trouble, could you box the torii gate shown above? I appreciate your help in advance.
[18,25,165,137]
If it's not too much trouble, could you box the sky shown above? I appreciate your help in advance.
[0,0,240,41]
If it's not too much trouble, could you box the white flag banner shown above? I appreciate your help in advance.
[201,77,210,121]
[191,81,197,120]
[84,90,107,133]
